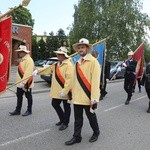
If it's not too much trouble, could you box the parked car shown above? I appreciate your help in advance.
[109,61,125,80]
[34,59,47,66]
[42,57,58,67]
[40,57,58,84]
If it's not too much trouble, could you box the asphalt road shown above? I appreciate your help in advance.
[0,80,150,150]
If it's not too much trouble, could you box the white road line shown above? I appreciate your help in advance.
[0,129,51,147]
[104,95,147,112]
[0,95,147,147]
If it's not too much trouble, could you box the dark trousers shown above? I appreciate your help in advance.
[100,78,107,97]
[51,98,71,125]
[124,77,135,98]
[73,104,99,139]
[146,88,150,99]
[16,87,33,112]
[133,78,141,91]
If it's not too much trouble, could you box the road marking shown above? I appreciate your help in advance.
[0,129,51,147]
[104,95,147,112]
[0,95,147,147]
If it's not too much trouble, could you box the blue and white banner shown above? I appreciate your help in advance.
[92,42,105,66]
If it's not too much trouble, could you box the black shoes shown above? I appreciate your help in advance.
[22,111,32,116]
[65,137,81,145]
[104,91,108,97]
[125,97,131,105]
[147,108,150,113]
[59,124,68,131]
[65,132,100,145]
[9,110,20,116]
[55,121,62,126]
[9,110,32,116]
[99,96,103,100]
[125,100,130,105]
[89,131,100,143]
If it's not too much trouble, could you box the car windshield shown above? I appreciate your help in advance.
[110,62,118,68]
[43,57,58,66]
[110,61,123,69]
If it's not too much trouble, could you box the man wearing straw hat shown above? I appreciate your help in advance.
[9,45,34,116]
[35,46,74,131]
[65,38,101,145]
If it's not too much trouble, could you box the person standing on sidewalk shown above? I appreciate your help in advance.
[65,38,101,145]
[123,51,137,105]
[34,47,74,131]
[9,45,34,116]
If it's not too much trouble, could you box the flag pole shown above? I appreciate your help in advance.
[101,42,106,87]
[6,35,112,89]
[133,42,144,54]
[0,0,31,19]
[93,35,112,47]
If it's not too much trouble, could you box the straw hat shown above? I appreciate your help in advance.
[54,47,70,58]
[128,51,134,56]
[16,45,30,53]
[72,38,93,52]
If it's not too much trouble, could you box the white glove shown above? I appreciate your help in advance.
[32,69,38,77]
[117,66,121,72]
[90,100,97,105]
[60,92,66,98]
[20,82,24,88]
[122,63,127,67]
[106,78,109,82]
[90,100,97,113]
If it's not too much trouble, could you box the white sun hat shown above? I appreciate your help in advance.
[72,38,93,52]
[54,46,70,58]
[16,45,30,53]
[128,51,134,56]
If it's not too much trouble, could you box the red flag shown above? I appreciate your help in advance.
[0,17,12,95]
[133,43,144,79]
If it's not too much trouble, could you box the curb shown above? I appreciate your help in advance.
[2,79,124,99]
[108,78,124,83]
[33,88,50,94]
[1,88,50,99]
[7,80,45,85]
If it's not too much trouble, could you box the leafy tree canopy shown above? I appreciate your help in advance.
[69,0,150,60]
[11,6,34,28]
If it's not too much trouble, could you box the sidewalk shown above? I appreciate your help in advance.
[1,66,50,98]
[8,66,44,84]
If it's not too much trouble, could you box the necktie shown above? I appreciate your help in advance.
[81,58,84,63]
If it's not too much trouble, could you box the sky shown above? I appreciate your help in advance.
[0,0,150,36]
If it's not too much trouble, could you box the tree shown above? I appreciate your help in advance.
[37,38,46,59]
[11,6,34,27]
[56,29,70,52]
[144,42,150,63]
[69,0,150,60]
[32,35,38,61]
[46,32,59,57]
[46,29,69,57]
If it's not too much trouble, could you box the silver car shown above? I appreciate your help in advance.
[109,61,125,80]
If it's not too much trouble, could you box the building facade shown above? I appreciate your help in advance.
[12,23,32,65]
